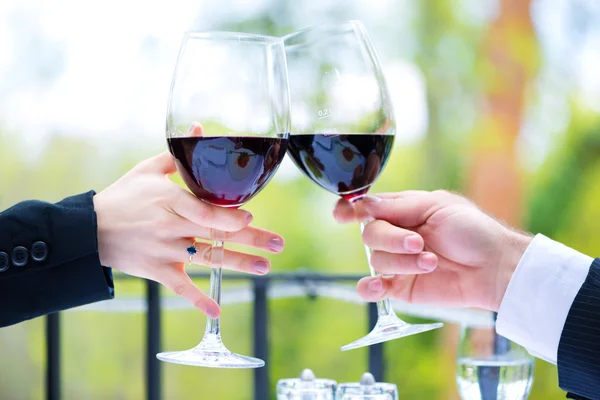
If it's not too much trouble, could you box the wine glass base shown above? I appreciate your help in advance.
[157,349,264,368]
[341,316,443,351]
[157,334,264,368]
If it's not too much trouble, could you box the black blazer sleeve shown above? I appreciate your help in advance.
[558,258,600,400]
[0,191,114,328]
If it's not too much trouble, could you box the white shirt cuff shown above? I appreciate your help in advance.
[496,234,592,364]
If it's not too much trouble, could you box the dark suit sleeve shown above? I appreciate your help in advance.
[558,258,600,400]
[0,191,114,328]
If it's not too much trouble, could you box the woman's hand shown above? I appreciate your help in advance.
[93,152,284,318]
[334,190,531,311]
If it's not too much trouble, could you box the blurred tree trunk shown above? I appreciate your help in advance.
[467,0,538,225]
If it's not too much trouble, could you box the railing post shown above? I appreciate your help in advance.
[46,313,61,400]
[253,278,270,400]
[367,302,384,382]
[146,280,161,400]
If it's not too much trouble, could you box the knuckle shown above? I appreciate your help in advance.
[173,281,186,295]
[223,230,236,241]
[253,234,263,249]
[198,245,212,265]
[171,189,187,210]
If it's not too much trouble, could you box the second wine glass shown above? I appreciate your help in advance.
[283,21,443,351]
[158,31,290,368]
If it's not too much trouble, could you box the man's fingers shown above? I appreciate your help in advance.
[333,198,357,223]
[362,192,444,227]
[159,268,220,318]
[136,151,177,175]
[171,189,252,232]
[357,275,416,303]
[371,250,438,274]
[367,191,429,200]
[333,191,431,224]
[363,220,424,254]
[356,276,389,302]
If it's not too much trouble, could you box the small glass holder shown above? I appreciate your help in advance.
[335,373,398,400]
[456,312,534,400]
[277,369,337,400]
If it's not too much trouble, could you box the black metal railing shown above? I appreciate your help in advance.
[44,272,385,400]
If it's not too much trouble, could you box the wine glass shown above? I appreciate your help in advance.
[456,313,534,400]
[283,20,443,351]
[158,31,290,368]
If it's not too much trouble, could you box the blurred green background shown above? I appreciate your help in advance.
[1,0,600,398]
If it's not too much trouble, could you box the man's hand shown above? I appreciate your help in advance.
[334,190,532,311]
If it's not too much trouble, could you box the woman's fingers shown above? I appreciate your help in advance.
[363,220,424,254]
[170,188,252,232]
[173,219,284,253]
[371,250,438,274]
[165,240,272,275]
[158,268,220,318]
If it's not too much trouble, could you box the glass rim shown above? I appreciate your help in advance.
[184,30,283,45]
[282,20,365,42]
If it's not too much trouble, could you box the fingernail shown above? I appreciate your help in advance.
[268,237,284,252]
[245,213,254,224]
[404,235,423,253]
[368,278,383,292]
[363,195,381,204]
[205,303,220,319]
[418,253,437,272]
[253,260,270,274]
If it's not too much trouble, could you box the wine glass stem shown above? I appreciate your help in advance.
[359,220,396,319]
[205,230,225,337]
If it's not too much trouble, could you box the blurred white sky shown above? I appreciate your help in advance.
[0,0,598,172]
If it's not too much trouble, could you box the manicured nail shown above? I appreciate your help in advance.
[363,195,382,204]
[268,237,284,252]
[418,253,437,272]
[368,279,383,292]
[205,303,220,319]
[245,213,254,224]
[253,260,270,274]
[404,235,423,253]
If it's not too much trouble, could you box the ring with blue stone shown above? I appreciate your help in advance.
[187,241,197,262]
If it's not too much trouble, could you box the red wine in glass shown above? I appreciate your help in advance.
[169,136,289,208]
[287,133,394,199]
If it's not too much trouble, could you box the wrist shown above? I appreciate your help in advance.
[493,229,533,311]
[93,192,110,267]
